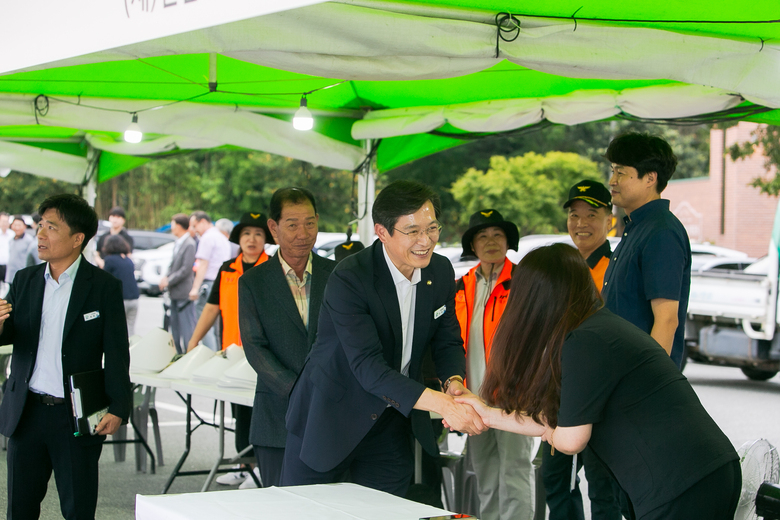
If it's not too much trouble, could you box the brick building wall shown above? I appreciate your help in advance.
[662,122,779,258]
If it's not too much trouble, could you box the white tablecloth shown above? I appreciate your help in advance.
[136,483,452,520]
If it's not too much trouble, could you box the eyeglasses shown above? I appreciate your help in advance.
[393,224,442,241]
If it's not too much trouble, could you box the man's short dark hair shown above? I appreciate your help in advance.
[102,234,131,256]
[269,187,318,222]
[108,206,126,219]
[172,213,190,230]
[31,212,41,224]
[12,215,24,225]
[0,212,8,218]
[190,210,211,224]
[372,180,441,235]
[38,194,98,252]
[605,132,678,193]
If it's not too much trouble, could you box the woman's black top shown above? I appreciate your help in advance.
[557,307,737,516]
[103,254,140,300]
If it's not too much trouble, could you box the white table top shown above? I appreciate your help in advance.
[130,371,175,389]
[170,380,254,407]
[136,482,452,520]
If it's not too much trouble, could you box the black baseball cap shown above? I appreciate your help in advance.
[563,180,612,209]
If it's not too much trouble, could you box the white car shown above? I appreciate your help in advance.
[133,242,175,296]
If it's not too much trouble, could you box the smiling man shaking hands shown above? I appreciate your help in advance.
[282,180,485,496]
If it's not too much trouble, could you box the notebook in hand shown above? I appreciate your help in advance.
[68,369,110,436]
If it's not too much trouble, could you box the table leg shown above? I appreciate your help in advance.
[162,393,193,494]
[201,400,225,492]
[414,441,422,484]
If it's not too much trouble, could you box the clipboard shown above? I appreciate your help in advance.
[68,369,110,436]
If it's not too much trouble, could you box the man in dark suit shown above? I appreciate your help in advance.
[239,187,336,488]
[159,213,198,354]
[0,194,132,519]
[282,180,486,496]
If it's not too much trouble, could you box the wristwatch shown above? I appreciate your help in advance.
[442,375,464,393]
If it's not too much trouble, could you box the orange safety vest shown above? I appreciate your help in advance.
[590,255,609,293]
[218,251,268,350]
[454,257,514,362]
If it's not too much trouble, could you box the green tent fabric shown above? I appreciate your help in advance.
[1,0,779,183]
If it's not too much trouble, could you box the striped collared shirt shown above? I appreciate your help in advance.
[279,252,313,329]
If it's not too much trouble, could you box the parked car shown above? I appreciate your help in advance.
[695,257,756,273]
[133,241,176,296]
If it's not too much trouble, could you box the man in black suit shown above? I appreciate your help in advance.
[282,180,486,496]
[239,187,336,488]
[0,194,132,519]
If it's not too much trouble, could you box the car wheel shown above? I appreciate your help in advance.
[741,367,778,381]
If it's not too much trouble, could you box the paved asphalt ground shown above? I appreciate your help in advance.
[0,294,778,519]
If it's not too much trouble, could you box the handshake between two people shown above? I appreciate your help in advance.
[415,379,493,436]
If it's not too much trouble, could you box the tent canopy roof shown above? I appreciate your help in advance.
[1,0,779,183]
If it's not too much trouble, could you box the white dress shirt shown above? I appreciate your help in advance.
[383,245,421,376]
[29,255,82,397]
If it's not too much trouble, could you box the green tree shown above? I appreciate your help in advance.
[96,150,356,231]
[728,125,780,196]
[451,152,603,235]
[0,173,79,215]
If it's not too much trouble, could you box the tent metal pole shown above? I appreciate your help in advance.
[82,145,98,207]
[357,140,376,245]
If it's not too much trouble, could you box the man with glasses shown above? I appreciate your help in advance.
[282,180,486,496]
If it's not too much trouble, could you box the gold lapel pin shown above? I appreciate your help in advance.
[427,280,432,285]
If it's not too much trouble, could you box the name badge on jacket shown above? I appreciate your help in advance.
[83,311,100,322]
[433,305,446,320]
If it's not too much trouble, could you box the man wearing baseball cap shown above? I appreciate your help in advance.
[541,180,622,520]
[454,209,536,520]
[563,179,614,290]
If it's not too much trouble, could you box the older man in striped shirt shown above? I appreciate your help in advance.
[238,187,336,489]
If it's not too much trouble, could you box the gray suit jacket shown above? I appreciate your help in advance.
[167,236,196,301]
[239,252,336,448]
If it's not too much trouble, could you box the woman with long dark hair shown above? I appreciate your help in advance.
[455,243,740,520]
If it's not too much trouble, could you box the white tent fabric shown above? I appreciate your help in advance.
[0,141,89,183]
[12,2,780,108]
[0,0,327,74]
[352,84,744,139]
[0,94,365,171]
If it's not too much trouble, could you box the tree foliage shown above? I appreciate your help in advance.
[94,151,357,231]
[728,125,780,196]
[451,152,603,235]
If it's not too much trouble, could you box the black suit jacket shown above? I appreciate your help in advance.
[239,252,336,448]
[0,257,132,441]
[285,241,466,472]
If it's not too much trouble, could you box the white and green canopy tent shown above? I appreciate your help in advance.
[2,0,780,237]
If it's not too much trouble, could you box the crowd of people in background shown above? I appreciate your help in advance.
[0,131,742,520]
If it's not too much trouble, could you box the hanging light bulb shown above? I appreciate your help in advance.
[293,97,314,131]
[124,113,143,143]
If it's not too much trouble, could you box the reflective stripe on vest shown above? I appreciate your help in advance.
[218,251,268,350]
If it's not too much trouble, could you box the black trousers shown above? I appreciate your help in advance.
[8,394,103,520]
[640,460,741,520]
[253,446,285,488]
[281,407,414,497]
[542,442,622,520]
